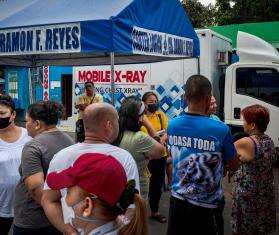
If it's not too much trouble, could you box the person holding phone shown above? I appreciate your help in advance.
[114,96,165,199]
[142,91,169,223]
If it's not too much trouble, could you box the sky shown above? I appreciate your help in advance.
[199,0,216,6]
[0,0,36,21]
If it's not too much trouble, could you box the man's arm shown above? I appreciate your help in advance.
[41,190,77,235]
[222,129,239,179]
[75,96,87,111]
[24,172,44,205]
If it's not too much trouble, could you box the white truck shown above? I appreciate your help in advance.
[192,29,279,152]
[70,29,279,153]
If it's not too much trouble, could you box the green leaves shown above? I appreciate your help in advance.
[182,0,279,28]
[182,0,216,28]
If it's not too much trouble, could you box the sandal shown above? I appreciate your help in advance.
[149,214,167,223]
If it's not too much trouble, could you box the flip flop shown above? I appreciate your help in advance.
[150,214,167,223]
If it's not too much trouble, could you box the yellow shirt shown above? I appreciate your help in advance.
[141,111,168,157]
[141,110,168,133]
[76,93,103,119]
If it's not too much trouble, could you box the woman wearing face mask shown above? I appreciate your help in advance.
[47,153,148,235]
[114,96,164,199]
[141,92,169,223]
[13,101,74,235]
[0,95,31,235]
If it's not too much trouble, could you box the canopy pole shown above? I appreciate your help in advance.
[197,57,201,75]
[110,52,115,106]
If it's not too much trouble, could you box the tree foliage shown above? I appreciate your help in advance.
[182,0,216,28]
[215,0,279,25]
[182,0,279,28]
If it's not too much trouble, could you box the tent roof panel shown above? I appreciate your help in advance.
[0,0,133,29]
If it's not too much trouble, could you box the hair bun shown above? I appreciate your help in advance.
[48,101,63,118]
[118,180,138,210]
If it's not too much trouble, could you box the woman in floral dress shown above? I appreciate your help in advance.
[232,104,276,235]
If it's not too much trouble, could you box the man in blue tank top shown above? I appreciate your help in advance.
[167,75,238,235]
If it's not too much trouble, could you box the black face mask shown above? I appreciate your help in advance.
[147,103,159,113]
[0,117,11,129]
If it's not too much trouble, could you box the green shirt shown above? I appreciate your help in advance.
[119,130,156,197]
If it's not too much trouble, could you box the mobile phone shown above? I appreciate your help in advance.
[156,129,166,137]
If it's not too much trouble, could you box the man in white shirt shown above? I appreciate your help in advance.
[42,103,140,234]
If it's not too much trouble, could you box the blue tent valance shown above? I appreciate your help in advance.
[0,0,199,66]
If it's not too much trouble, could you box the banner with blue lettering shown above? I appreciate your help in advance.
[0,0,199,63]
[0,23,81,55]
[131,27,194,57]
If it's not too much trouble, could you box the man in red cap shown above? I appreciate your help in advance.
[42,103,140,235]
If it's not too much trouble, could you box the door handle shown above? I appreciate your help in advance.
[234,107,241,119]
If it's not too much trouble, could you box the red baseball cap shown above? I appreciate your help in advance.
[46,153,127,206]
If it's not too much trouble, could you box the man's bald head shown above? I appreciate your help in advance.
[83,103,118,133]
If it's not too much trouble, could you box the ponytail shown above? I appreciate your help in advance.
[119,194,148,235]
[99,180,149,235]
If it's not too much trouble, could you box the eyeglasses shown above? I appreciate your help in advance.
[90,194,98,201]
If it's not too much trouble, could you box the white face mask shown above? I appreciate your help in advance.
[61,195,75,225]
[61,195,106,230]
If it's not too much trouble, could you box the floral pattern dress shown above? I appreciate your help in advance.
[231,134,276,235]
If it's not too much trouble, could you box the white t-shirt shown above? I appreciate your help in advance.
[0,128,31,217]
[45,143,140,193]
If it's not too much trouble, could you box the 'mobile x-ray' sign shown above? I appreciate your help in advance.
[0,23,81,55]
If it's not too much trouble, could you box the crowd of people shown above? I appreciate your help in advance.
[0,74,276,235]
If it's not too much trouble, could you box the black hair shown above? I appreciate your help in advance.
[27,101,63,125]
[114,96,142,146]
[185,75,212,103]
[0,94,15,111]
[99,180,139,215]
[117,180,138,211]
[85,81,94,87]
[142,91,158,103]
